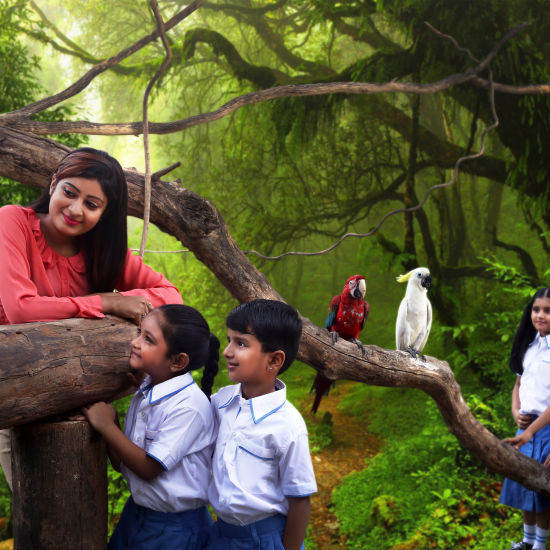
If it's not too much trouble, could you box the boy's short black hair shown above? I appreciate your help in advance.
[226,299,302,374]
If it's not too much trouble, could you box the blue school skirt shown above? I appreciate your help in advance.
[108,496,212,550]
[206,514,305,550]
[499,422,550,512]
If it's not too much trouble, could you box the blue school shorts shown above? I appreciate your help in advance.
[207,514,305,550]
[108,496,212,550]
[499,421,550,512]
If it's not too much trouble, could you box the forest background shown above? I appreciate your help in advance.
[1,0,549,548]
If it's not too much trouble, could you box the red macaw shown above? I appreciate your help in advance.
[311,275,369,413]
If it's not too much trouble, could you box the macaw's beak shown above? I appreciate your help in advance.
[421,275,432,289]
[353,278,366,298]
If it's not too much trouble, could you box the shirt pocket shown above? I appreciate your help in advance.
[144,429,160,453]
[235,440,277,494]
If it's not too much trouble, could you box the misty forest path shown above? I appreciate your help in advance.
[305,381,380,549]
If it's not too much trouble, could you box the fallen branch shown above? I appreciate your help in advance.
[0,128,549,497]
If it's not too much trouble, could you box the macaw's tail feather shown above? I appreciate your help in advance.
[310,372,335,414]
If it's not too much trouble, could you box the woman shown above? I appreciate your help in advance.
[0,147,183,487]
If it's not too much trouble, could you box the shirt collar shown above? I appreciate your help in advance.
[535,333,550,350]
[138,372,195,404]
[529,332,550,350]
[218,379,287,424]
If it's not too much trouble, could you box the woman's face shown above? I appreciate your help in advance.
[48,177,108,239]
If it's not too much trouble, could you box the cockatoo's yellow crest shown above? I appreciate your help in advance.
[396,270,415,283]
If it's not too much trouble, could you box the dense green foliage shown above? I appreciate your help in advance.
[1,0,550,547]
[331,385,518,549]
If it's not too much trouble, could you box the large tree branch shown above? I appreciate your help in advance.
[0,77,483,134]
[1,130,549,498]
[182,28,287,87]
[0,1,203,121]
[471,76,550,95]
[201,0,334,76]
[0,20,533,137]
[202,0,288,15]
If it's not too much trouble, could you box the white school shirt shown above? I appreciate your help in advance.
[120,372,216,513]
[208,379,318,526]
[519,333,550,416]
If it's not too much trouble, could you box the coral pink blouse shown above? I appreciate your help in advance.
[0,205,182,325]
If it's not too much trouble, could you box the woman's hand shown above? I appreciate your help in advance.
[82,402,117,433]
[99,293,154,325]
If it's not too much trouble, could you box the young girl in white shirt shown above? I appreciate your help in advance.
[83,304,219,550]
[500,287,550,550]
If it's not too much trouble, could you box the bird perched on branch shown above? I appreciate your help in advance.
[395,267,432,359]
[311,275,369,413]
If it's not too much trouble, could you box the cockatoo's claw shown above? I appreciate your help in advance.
[405,346,418,359]
[420,354,427,362]
[330,331,339,345]
[351,338,366,356]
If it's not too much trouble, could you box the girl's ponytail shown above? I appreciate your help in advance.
[155,305,219,396]
[200,334,220,398]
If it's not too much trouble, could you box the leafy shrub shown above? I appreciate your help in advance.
[307,411,334,453]
[332,385,522,549]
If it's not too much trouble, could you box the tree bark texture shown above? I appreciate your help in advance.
[1,128,550,497]
[0,316,134,429]
[12,420,107,550]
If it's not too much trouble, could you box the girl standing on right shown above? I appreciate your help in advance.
[500,287,550,550]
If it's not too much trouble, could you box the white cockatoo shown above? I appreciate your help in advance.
[395,267,432,359]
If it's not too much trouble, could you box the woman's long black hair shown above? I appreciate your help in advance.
[509,287,550,375]
[156,305,219,397]
[30,147,128,293]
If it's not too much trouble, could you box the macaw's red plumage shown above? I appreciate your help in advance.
[326,275,369,339]
[311,275,369,414]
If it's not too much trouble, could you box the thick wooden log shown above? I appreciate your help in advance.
[12,420,107,550]
[0,316,134,429]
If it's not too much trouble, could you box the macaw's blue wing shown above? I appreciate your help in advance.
[324,295,340,330]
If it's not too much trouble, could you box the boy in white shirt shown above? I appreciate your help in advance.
[208,299,317,550]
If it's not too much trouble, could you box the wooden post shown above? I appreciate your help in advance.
[12,420,107,550]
